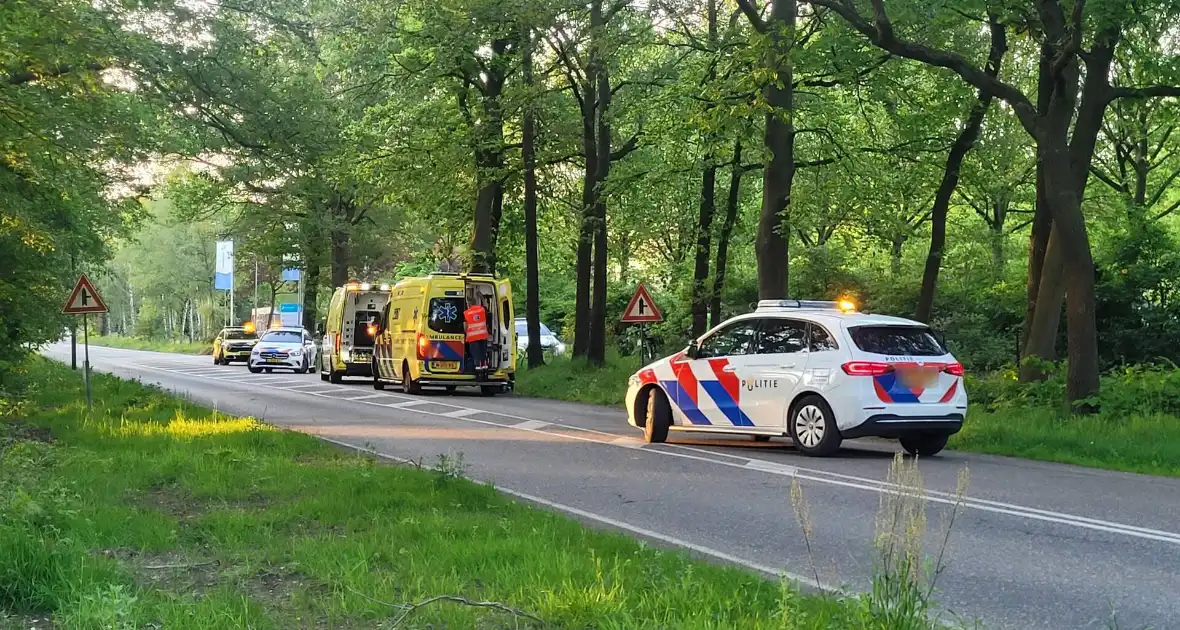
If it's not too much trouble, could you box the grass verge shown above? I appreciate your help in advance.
[514,358,1180,478]
[86,335,209,355]
[1,357,929,629]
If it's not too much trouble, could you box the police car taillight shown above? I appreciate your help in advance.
[943,362,964,377]
[842,361,893,376]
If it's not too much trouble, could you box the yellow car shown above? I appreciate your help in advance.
[212,325,258,365]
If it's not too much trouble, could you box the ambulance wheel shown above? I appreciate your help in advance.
[248,365,262,374]
[445,385,457,394]
[401,362,420,394]
[329,369,343,384]
[899,434,948,457]
[789,395,842,457]
[373,359,385,390]
[480,385,498,397]
[753,435,772,442]
[319,368,329,382]
[643,387,671,444]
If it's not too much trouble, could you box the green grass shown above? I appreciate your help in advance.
[514,357,1180,478]
[949,408,1180,477]
[87,334,209,355]
[0,357,929,629]
[515,354,643,406]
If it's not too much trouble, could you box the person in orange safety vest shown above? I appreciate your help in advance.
[463,303,490,375]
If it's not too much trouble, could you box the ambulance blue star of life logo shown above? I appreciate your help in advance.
[434,302,458,323]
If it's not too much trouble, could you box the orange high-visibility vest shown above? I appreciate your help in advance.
[463,305,489,341]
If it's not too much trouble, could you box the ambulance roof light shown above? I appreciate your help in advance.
[360,283,371,290]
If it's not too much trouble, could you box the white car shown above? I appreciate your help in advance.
[514,318,566,356]
[248,327,319,374]
[624,300,967,457]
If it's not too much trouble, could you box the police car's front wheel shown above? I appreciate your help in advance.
[789,396,842,457]
[643,387,671,444]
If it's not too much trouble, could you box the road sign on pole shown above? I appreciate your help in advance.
[621,284,663,324]
[62,275,107,413]
[62,274,109,314]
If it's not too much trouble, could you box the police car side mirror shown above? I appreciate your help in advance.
[685,342,700,359]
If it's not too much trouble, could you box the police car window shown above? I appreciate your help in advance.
[756,319,808,354]
[428,298,466,335]
[697,321,759,358]
[260,331,301,343]
[848,326,944,356]
[808,324,838,351]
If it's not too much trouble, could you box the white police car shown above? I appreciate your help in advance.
[248,327,319,374]
[624,300,966,456]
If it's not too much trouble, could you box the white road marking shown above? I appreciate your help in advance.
[440,408,480,418]
[511,419,550,431]
[101,355,1180,547]
[610,436,646,449]
[342,393,394,402]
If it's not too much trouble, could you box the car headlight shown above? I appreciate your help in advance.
[290,348,303,357]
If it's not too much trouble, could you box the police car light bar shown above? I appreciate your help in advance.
[756,299,857,312]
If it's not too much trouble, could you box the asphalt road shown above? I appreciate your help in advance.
[43,343,1180,630]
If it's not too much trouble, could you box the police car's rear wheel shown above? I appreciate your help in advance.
[899,434,948,457]
[789,396,841,457]
[643,387,671,444]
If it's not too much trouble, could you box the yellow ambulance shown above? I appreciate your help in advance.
[319,282,391,383]
[372,272,515,396]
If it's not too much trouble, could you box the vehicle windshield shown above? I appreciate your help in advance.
[428,298,466,335]
[223,330,256,340]
[848,325,945,356]
[514,321,554,337]
[260,331,302,344]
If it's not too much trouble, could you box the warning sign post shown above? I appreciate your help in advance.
[62,274,108,412]
[621,284,662,361]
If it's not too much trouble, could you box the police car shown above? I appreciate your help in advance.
[624,300,966,457]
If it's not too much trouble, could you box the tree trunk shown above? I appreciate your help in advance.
[890,236,904,276]
[711,140,743,329]
[990,223,1005,273]
[1020,227,1065,380]
[301,263,320,332]
[522,32,545,369]
[330,227,350,287]
[754,0,797,300]
[691,163,717,338]
[572,85,597,359]
[915,19,1003,322]
[588,3,611,367]
[471,180,499,274]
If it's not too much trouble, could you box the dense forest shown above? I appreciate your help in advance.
[6,0,1180,409]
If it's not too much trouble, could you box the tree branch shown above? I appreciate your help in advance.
[5,62,104,85]
[735,0,768,33]
[1111,84,1180,100]
[610,132,641,161]
[804,0,1037,130]
[1147,167,1180,209]
[1088,165,1127,193]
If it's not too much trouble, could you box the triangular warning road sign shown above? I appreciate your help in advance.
[62,274,109,314]
[621,283,663,323]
